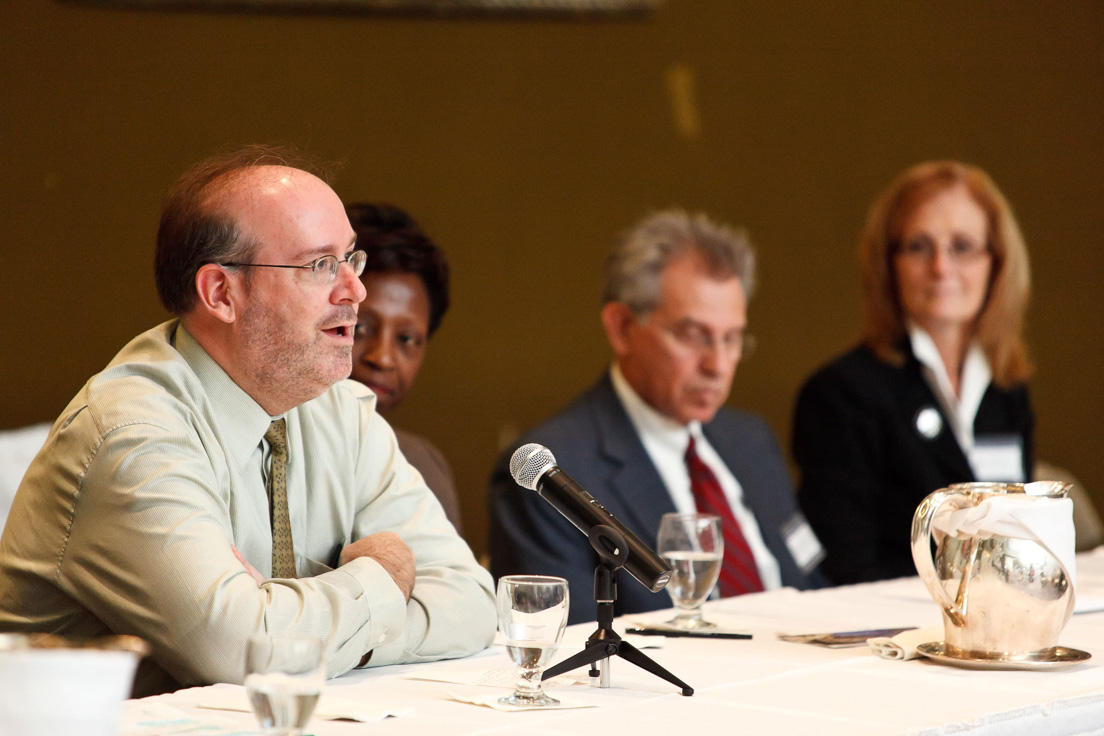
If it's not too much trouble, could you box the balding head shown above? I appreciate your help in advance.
[154,145,329,315]
[177,155,362,415]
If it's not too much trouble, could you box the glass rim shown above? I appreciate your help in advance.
[660,512,722,522]
[498,574,568,586]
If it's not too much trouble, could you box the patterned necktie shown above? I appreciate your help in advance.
[685,436,763,596]
[265,419,296,578]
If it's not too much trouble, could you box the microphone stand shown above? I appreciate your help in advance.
[541,525,694,696]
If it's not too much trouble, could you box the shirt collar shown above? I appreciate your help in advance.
[907,322,991,447]
[174,323,279,471]
[609,363,700,454]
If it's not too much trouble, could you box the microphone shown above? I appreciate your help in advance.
[509,443,672,593]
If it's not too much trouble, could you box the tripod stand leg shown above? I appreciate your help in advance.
[542,641,615,681]
[616,640,694,696]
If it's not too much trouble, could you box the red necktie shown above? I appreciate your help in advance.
[685,436,764,596]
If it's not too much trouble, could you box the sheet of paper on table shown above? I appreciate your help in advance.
[121,700,261,736]
[405,637,663,689]
[448,690,597,711]
[196,682,412,722]
[405,664,585,689]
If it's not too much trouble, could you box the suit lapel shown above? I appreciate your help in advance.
[897,350,975,483]
[700,418,781,538]
[588,375,678,541]
[704,421,755,505]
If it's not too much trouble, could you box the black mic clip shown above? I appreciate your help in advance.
[587,524,628,603]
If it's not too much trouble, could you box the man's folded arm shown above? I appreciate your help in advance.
[56,421,407,688]
[346,421,496,667]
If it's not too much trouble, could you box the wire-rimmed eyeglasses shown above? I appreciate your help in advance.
[221,250,367,284]
[894,236,991,265]
[660,322,756,360]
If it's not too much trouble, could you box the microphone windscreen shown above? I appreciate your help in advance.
[509,443,556,491]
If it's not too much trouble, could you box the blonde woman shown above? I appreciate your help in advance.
[793,161,1033,584]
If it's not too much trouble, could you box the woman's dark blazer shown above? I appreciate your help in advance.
[792,343,1034,585]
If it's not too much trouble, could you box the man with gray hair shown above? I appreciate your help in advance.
[488,210,823,624]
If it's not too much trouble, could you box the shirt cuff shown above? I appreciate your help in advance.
[333,556,407,662]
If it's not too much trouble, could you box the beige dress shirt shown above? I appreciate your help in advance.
[0,321,495,695]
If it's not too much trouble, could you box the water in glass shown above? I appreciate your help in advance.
[497,575,569,707]
[245,635,324,736]
[663,550,724,608]
[657,513,723,629]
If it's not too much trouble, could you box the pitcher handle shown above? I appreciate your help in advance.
[911,489,973,627]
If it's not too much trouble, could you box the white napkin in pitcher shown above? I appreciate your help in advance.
[931,495,1076,587]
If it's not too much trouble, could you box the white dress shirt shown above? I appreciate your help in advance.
[908,325,1019,481]
[609,364,782,590]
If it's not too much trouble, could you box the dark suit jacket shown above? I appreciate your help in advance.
[792,344,1034,586]
[488,373,822,624]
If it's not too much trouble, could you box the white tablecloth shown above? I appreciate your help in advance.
[125,547,1104,736]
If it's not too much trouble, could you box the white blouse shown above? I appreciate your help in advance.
[908,325,1021,482]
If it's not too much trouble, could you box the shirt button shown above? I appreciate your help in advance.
[378,634,387,643]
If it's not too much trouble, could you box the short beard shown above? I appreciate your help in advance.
[238,301,354,413]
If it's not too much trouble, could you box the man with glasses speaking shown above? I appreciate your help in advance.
[0,146,495,695]
[488,210,824,624]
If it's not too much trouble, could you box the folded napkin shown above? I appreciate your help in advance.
[448,691,595,712]
[197,683,412,722]
[867,627,942,661]
[932,495,1075,588]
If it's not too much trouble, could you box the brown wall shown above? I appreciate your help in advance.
[2,1,1102,558]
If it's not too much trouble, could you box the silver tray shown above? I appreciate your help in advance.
[916,641,1091,671]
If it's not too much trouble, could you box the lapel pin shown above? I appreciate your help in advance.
[914,406,942,440]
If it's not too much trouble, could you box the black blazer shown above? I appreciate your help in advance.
[792,344,1034,585]
[488,373,822,624]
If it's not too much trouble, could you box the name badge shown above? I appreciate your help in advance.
[782,512,825,573]
[969,435,1024,482]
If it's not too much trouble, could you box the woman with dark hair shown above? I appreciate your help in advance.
[792,161,1034,584]
[346,203,462,533]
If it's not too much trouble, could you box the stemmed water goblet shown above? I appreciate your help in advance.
[496,575,569,707]
[656,512,723,630]
[244,634,324,736]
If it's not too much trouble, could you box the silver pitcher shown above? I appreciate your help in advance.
[911,481,1075,657]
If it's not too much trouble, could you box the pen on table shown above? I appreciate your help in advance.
[626,627,752,639]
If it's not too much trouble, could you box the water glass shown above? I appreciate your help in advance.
[244,634,324,736]
[496,575,569,707]
[657,513,723,629]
